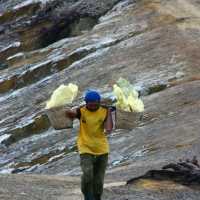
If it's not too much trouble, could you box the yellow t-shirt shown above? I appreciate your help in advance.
[77,106,109,155]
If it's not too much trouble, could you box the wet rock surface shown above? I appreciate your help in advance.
[0,0,200,199]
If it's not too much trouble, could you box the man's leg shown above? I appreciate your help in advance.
[93,154,108,200]
[80,154,94,200]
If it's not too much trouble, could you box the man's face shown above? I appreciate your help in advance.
[86,101,100,111]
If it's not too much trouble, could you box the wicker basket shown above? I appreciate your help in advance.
[115,109,143,130]
[45,105,73,130]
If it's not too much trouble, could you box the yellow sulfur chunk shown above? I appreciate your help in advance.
[113,78,144,112]
[117,77,138,98]
[45,83,78,109]
[113,84,128,111]
[127,95,144,112]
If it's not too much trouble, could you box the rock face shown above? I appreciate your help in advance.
[0,0,200,199]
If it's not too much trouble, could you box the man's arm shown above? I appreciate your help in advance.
[104,108,113,134]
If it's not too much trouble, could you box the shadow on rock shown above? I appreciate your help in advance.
[127,156,200,186]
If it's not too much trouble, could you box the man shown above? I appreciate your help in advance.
[66,90,113,200]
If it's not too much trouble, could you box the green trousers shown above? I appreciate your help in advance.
[80,153,108,200]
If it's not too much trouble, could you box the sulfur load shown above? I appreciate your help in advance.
[113,78,144,112]
[45,83,78,109]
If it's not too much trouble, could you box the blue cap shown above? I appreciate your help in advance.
[84,90,101,102]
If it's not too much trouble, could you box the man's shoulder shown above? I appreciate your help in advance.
[79,105,86,111]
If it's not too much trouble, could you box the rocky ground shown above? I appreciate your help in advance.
[1,172,200,200]
[0,0,200,199]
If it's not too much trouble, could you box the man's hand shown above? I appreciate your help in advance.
[66,110,77,119]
